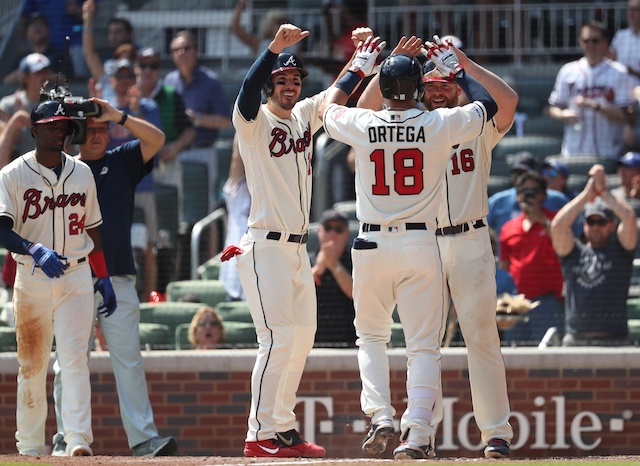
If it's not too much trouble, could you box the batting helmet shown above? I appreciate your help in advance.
[31,100,72,126]
[263,52,308,97]
[379,54,424,102]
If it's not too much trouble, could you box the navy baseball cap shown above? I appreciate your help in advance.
[319,209,348,226]
[508,151,537,173]
[584,200,614,221]
[618,151,640,169]
[542,160,569,178]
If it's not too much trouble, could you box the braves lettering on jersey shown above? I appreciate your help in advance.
[0,150,102,261]
[232,93,324,232]
[548,57,633,158]
[322,103,487,227]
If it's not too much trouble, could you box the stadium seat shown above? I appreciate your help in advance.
[333,200,357,221]
[629,319,640,343]
[627,297,640,320]
[197,255,221,280]
[166,279,228,308]
[492,136,563,165]
[140,301,203,340]
[566,175,588,194]
[0,327,16,352]
[390,322,405,347]
[155,183,179,247]
[523,115,564,139]
[215,138,234,200]
[223,321,257,347]
[139,322,172,350]
[215,301,253,323]
[544,155,618,177]
[488,176,511,197]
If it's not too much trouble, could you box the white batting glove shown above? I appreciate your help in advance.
[349,36,387,79]
[424,35,463,79]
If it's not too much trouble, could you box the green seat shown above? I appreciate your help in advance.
[139,322,171,350]
[215,301,253,323]
[155,183,179,246]
[628,319,640,343]
[627,298,640,320]
[492,136,563,165]
[488,176,511,197]
[0,327,17,352]
[544,155,618,177]
[182,161,209,225]
[175,323,193,350]
[523,115,564,139]
[166,279,228,308]
[197,256,221,280]
[332,201,357,221]
[140,301,204,340]
[390,322,405,347]
[215,138,234,200]
[223,321,257,347]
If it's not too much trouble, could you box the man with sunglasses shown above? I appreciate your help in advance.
[551,164,637,346]
[309,209,356,346]
[51,98,178,456]
[548,20,634,158]
[541,160,576,200]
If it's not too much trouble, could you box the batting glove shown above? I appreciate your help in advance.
[95,277,117,317]
[221,245,243,262]
[349,36,387,79]
[28,242,68,278]
[424,35,463,79]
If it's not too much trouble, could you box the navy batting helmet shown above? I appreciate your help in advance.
[31,100,72,126]
[263,52,308,97]
[379,54,424,102]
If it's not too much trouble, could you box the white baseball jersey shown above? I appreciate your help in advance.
[548,57,633,158]
[436,118,507,226]
[232,92,325,234]
[0,150,102,261]
[611,28,640,86]
[323,103,488,228]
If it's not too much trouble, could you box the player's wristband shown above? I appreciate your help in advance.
[335,71,363,96]
[118,112,128,126]
[89,250,109,278]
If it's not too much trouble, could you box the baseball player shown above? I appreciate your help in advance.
[50,99,178,457]
[229,23,380,458]
[355,35,516,458]
[0,99,116,456]
[319,37,498,460]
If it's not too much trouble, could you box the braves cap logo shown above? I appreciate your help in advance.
[54,104,66,116]
[283,55,297,67]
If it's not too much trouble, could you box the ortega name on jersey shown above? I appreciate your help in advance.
[368,125,426,143]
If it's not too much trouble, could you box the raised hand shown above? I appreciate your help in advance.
[391,35,423,57]
[349,36,387,79]
[424,34,463,79]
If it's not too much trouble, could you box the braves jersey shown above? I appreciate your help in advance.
[323,103,487,228]
[437,117,511,227]
[611,28,640,86]
[232,92,325,233]
[548,57,633,158]
[0,151,102,262]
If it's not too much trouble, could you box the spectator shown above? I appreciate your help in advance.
[135,47,196,224]
[3,14,66,86]
[309,209,356,347]
[188,306,225,349]
[488,152,573,241]
[541,159,577,199]
[548,21,634,159]
[105,58,163,300]
[499,170,565,345]
[83,0,134,102]
[610,0,640,86]
[164,30,232,212]
[612,151,640,214]
[0,53,53,161]
[229,0,290,56]
[551,164,637,346]
[219,137,250,302]
[491,229,517,297]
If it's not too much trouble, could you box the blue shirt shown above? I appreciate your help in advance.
[496,268,518,296]
[22,0,86,50]
[83,141,152,276]
[164,66,230,148]
[107,98,162,192]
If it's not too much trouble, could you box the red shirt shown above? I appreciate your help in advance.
[499,209,564,301]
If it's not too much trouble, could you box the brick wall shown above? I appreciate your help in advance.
[0,348,638,458]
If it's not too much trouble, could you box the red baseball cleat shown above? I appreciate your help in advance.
[243,439,301,458]
[276,429,326,458]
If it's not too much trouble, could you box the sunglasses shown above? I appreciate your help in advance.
[580,38,601,45]
[198,321,221,328]
[171,45,194,53]
[585,217,608,226]
[323,224,347,233]
[138,62,160,70]
[541,168,561,178]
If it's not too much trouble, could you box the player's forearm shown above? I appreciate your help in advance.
[454,73,497,120]
[357,73,383,111]
[0,222,31,255]
[121,113,166,162]
[329,263,353,299]
[237,48,278,120]
[196,113,231,130]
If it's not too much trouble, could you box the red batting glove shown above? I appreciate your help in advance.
[221,245,243,262]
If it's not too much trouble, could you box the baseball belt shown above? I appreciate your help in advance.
[361,222,427,232]
[18,256,87,267]
[435,219,486,236]
[266,231,309,244]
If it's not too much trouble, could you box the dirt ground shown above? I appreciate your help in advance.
[1,455,639,465]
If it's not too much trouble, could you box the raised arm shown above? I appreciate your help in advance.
[229,0,260,55]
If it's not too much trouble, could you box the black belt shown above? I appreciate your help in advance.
[266,231,309,244]
[436,219,486,236]
[362,223,427,232]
